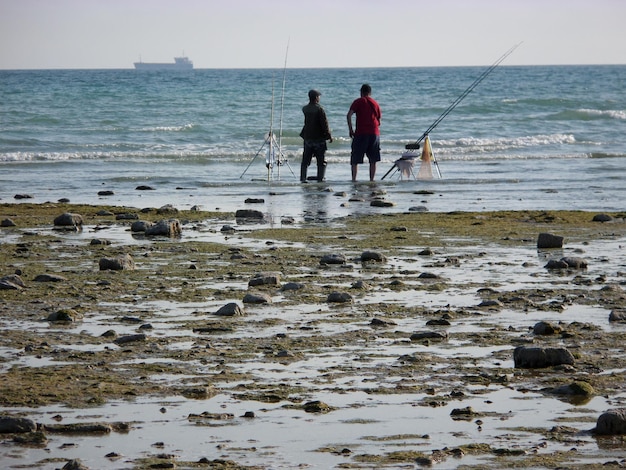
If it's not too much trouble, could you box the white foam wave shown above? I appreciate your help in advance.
[578,108,625,120]
[435,134,576,153]
[140,123,197,132]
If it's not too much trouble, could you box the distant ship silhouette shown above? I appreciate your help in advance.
[134,56,193,70]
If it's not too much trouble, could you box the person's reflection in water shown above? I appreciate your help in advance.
[301,184,330,223]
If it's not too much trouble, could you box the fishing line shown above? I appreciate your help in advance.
[382,42,522,180]
[409,42,522,148]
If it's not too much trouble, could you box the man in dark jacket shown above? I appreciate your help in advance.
[300,89,333,182]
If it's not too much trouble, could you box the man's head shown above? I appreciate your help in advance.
[360,84,371,97]
[308,89,321,102]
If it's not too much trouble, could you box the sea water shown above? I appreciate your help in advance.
[0,65,624,217]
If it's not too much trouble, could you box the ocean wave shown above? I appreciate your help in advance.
[139,123,198,132]
[435,134,576,152]
[548,109,625,121]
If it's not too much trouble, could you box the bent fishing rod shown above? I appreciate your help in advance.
[382,42,522,180]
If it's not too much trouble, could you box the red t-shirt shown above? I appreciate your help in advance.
[350,96,381,135]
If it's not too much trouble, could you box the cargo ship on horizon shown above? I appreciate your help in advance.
[133,56,193,70]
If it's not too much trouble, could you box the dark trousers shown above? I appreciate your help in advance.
[301,141,327,182]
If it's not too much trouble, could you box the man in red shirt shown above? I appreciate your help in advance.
[347,84,382,181]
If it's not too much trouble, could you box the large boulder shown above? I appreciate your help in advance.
[537,232,563,249]
[99,254,135,271]
[320,254,346,265]
[145,219,182,237]
[513,346,575,368]
[53,212,83,227]
[215,302,245,316]
[0,416,37,433]
[595,409,626,435]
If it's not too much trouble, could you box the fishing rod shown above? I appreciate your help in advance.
[277,38,290,166]
[382,42,522,180]
[240,40,295,181]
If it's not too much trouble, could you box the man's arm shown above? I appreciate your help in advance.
[347,109,355,138]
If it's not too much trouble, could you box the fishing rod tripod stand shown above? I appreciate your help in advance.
[240,131,296,181]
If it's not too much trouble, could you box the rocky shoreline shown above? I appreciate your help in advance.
[1,202,626,469]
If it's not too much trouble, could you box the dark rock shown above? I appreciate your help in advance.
[545,257,588,270]
[303,400,333,413]
[235,209,264,219]
[90,238,112,245]
[47,309,83,322]
[130,220,153,232]
[243,292,272,304]
[99,254,135,271]
[215,302,245,316]
[544,259,569,269]
[136,185,155,191]
[62,459,90,470]
[54,212,83,227]
[360,251,386,262]
[450,406,479,418]
[537,232,564,249]
[0,416,37,433]
[248,272,281,287]
[280,282,304,291]
[609,309,626,322]
[245,198,265,204]
[113,334,147,345]
[513,346,575,368]
[14,194,34,199]
[370,318,397,327]
[595,409,626,435]
[145,219,182,237]
[97,190,114,196]
[351,280,371,289]
[320,253,346,265]
[533,321,562,335]
[1,218,17,227]
[0,274,26,290]
[34,273,67,282]
[44,422,112,434]
[410,331,449,341]
[370,199,396,207]
[327,292,353,303]
[592,214,614,222]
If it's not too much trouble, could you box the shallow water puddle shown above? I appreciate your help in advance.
[2,387,620,469]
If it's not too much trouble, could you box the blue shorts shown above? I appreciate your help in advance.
[351,134,380,165]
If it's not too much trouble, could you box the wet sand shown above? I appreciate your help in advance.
[1,202,626,469]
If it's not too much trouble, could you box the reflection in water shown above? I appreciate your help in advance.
[301,183,331,223]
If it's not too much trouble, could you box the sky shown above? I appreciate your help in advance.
[0,0,624,69]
